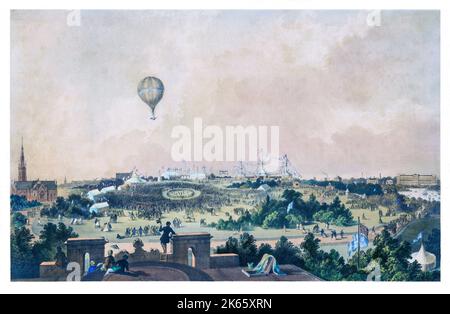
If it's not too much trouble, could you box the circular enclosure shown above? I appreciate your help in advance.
[162,188,201,200]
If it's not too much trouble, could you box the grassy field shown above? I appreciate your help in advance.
[32,184,400,247]
[397,216,440,243]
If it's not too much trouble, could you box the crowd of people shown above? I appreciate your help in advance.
[94,218,113,232]
[103,182,252,220]
[54,247,130,278]
[308,223,346,240]
[116,225,159,240]
[85,250,130,278]
[115,217,183,240]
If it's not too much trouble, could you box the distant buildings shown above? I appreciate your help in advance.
[396,174,438,187]
[116,172,132,181]
[366,178,380,185]
[162,169,183,181]
[11,139,57,203]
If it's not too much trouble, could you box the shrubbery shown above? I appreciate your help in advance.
[352,229,440,281]
[216,231,440,281]
[254,190,354,228]
[12,212,28,228]
[10,195,41,211]
[312,197,354,226]
[302,180,383,196]
[210,189,355,231]
[11,222,78,279]
[212,210,253,231]
[40,195,93,218]
[227,178,280,190]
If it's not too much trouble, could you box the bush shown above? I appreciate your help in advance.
[252,191,354,229]
[40,195,93,219]
[12,212,28,228]
[312,197,354,226]
[216,233,259,266]
[10,195,41,211]
[262,212,284,229]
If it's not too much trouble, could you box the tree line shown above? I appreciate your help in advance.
[211,189,355,231]
[303,180,384,196]
[216,230,440,281]
[11,223,78,279]
[10,195,41,211]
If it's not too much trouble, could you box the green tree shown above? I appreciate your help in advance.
[12,212,28,228]
[216,233,261,266]
[300,233,321,260]
[262,212,284,229]
[285,214,303,228]
[273,236,301,265]
[216,237,239,255]
[371,229,431,281]
[238,233,258,266]
[299,233,363,281]
[33,223,78,263]
[425,229,440,266]
[11,227,38,279]
[282,190,302,203]
[257,243,275,261]
[10,194,41,211]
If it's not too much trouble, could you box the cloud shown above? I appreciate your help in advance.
[11,10,440,180]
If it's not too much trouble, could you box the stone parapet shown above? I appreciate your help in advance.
[39,261,67,280]
[210,254,240,269]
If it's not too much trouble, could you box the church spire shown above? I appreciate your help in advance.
[18,137,27,181]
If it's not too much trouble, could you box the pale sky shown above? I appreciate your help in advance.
[11,10,440,181]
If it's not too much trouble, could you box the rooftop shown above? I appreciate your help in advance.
[83,262,321,282]
[203,265,322,281]
[172,232,213,238]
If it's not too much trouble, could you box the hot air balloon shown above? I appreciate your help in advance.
[137,76,164,120]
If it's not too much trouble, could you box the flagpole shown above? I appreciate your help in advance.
[357,217,361,271]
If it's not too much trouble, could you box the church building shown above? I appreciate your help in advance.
[11,140,58,203]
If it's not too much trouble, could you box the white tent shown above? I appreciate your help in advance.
[409,244,437,272]
[87,189,101,201]
[257,184,272,192]
[190,172,207,181]
[100,186,116,194]
[89,202,110,215]
[162,170,181,180]
[125,171,147,184]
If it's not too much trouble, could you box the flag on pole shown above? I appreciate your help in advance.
[360,223,369,238]
[412,232,423,244]
[287,201,294,214]
[347,233,369,257]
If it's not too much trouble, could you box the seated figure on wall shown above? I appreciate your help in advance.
[105,254,130,276]
[54,246,68,268]
[102,250,116,271]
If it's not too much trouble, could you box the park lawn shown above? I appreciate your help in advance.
[348,205,399,228]
[397,216,440,243]
[31,185,400,246]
